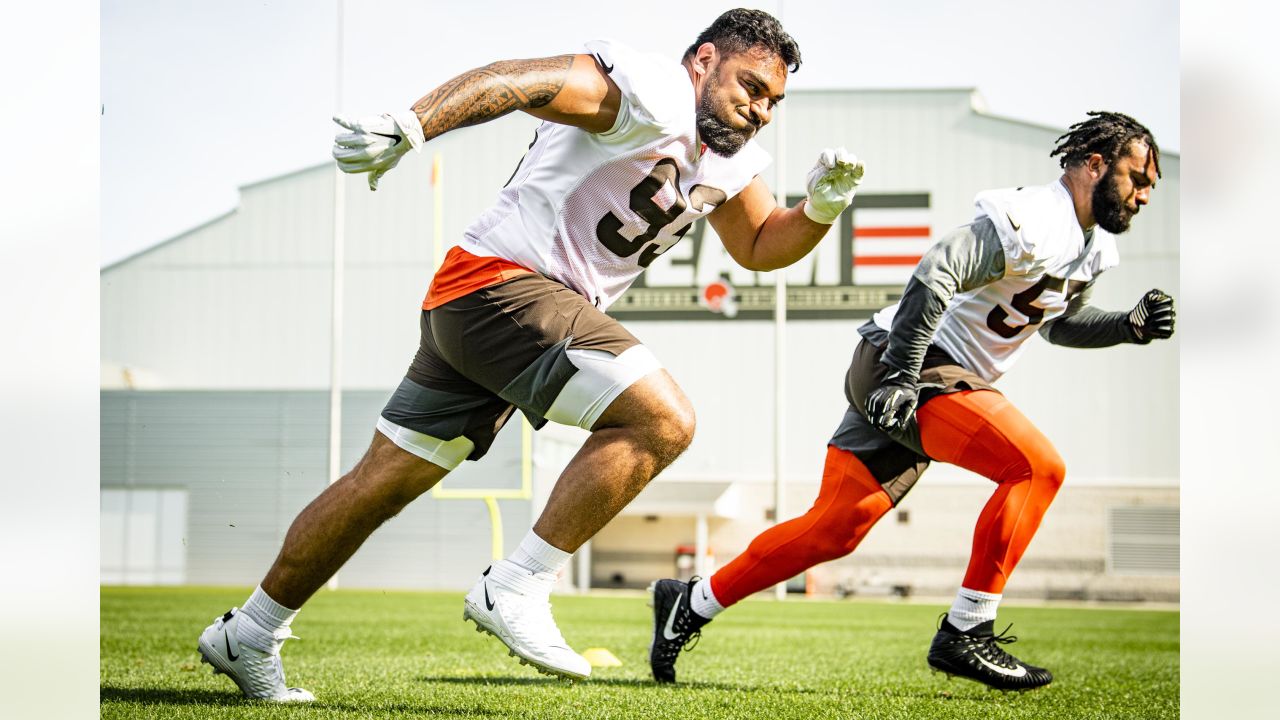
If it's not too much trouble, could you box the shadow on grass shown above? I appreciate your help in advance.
[421,675,751,691]
[893,682,1047,704]
[99,686,505,716]
[101,687,235,706]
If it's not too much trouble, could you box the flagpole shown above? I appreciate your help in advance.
[326,0,346,592]
[772,0,788,602]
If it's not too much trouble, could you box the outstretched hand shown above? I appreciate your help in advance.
[331,111,426,191]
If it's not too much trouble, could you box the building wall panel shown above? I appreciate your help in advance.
[102,391,530,590]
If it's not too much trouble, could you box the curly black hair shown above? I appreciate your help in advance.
[1051,111,1162,178]
[684,8,802,73]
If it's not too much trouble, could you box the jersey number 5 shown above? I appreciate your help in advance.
[596,158,726,267]
[986,275,1087,338]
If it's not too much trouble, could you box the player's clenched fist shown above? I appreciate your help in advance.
[865,371,918,433]
[1127,289,1176,343]
[332,111,426,191]
[802,147,865,225]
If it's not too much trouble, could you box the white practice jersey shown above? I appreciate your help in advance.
[458,39,771,311]
[873,180,1119,382]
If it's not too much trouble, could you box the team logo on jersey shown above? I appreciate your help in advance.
[610,193,933,320]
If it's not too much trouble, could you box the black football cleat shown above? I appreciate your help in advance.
[647,578,711,683]
[927,614,1053,691]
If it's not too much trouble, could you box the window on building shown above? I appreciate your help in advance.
[101,488,188,585]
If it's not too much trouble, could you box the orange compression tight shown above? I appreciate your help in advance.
[709,445,894,607]
[915,389,1065,594]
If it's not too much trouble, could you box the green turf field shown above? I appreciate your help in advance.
[101,587,1177,719]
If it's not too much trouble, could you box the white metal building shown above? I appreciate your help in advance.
[101,88,1179,601]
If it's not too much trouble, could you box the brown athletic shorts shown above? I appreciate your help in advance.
[830,328,998,504]
[381,273,642,462]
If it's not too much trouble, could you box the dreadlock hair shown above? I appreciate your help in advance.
[1051,111,1162,178]
[684,8,802,73]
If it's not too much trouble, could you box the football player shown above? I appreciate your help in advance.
[196,9,864,701]
[648,111,1175,691]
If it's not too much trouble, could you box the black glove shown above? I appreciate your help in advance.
[865,370,919,433]
[1127,289,1176,344]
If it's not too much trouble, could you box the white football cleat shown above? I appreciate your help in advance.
[197,608,315,702]
[462,560,591,680]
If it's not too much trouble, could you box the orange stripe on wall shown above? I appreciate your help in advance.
[853,255,922,266]
[854,226,931,238]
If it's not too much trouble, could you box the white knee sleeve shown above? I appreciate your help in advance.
[375,416,475,470]
[544,345,663,430]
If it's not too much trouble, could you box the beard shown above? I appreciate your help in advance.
[696,68,754,157]
[1092,169,1137,233]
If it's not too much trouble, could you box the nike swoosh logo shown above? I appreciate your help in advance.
[662,593,683,640]
[224,630,239,661]
[1005,212,1021,231]
[975,654,1027,678]
[484,583,495,612]
[593,53,614,74]
[960,594,983,603]
[700,586,709,601]
[370,131,402,146]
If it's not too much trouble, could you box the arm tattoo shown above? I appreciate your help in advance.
[411,55,575,141]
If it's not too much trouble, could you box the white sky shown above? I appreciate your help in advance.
[101,0,1179,266]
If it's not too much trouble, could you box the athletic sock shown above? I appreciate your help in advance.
[947,587,1001,632]
[508,530,572,576]
[238,585,298,651]
[690,576,725,620]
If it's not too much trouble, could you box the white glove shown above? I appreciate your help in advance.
[802,147,865,224]
[331,111,426,191]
